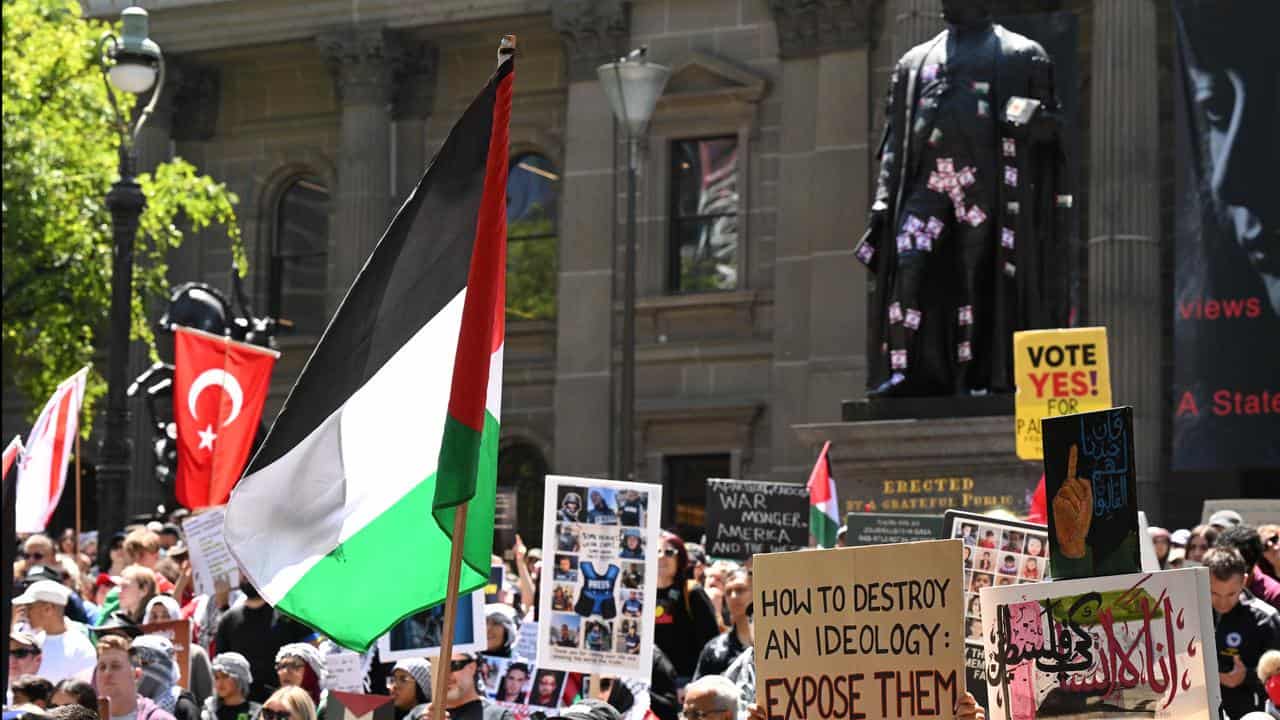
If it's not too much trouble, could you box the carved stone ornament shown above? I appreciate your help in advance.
[317,26,402,106]
[768,0,883,58]
[551,0,630,83]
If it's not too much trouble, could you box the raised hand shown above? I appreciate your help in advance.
[1052,444,1092,559]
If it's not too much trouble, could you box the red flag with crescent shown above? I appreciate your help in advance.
[173,326,279,509]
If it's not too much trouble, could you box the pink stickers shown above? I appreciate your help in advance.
[915,234,933,252]
[891,349,908,369]
[1003,261,1017,277]
[897,233,913,252]
[1002,227,1016,249]
[1004,165,1018,186]
[957,341,972,362]
[1003,137,1016,157]
[904,308,922,330]
[904,214,924,233]
[888,302,903,323]
[856,242,875,265]
[926,216,944,237]
[966,205,988,227]
[958,305,974,326]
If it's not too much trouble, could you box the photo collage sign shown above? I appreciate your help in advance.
[945,510,1051,644]
[537,475,662,681]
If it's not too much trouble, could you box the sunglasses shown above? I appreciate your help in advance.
[449,658,475,672]
[23,552,46,561]
[276,660,305,672]
[10,648,40,659]
[261,709,291,720]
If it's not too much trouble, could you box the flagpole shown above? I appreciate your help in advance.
[75,432,82,554]
[431,503,469,720]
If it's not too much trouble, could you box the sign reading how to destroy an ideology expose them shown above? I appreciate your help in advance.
[754,540,964,720]
[1014,327,1112,460]
[705,479,808,560]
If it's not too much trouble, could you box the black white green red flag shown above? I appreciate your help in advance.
[224,56,513,651]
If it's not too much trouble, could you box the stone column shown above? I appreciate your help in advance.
[769,0,879,481]
[318,27,399,306]
[1087,0,1162,519]
[550,0,628,478]
[892,0,943,57]
[392,42,437,206]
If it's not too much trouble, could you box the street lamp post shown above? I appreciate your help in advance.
[597,49,669,483]
[97,7,164,540]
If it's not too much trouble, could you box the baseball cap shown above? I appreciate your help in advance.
[1208,510,1243,529]
[1170,528,1190,547]
[12,580,71,606]
[91,614,143,639]
[9,629,42,649]
[168,541,189,558]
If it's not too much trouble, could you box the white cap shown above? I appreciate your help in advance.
[12,579,71,607]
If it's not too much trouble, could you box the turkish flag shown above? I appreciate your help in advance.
[173,326,279,509]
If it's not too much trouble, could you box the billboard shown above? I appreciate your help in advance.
[1172,1,1280,470]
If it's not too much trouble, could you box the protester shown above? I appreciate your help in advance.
[652,533,719,684]
[1186,524,1219,565]
[131,635,199,720]
[680,676,737,720]
[259,687,314,720]
[212,581,312,702]
[50,680,97,712]
[145,596,182,625]
[423,653,513,720]
[273,644,325,710]
[1257,650,1280,719]
[11,676,54,709]
[202,652,260,720]
[22,564,95,628]
[9,630,44,688]
[106,533,130,577]
[1204,547,1280,718]
[116,567,159,625]
[47,705,99,720]
[13,580,97,682]
[1261,524,1280,581]
[94,635,177,720]
[693,570,751,679]
[388,658,431,720]
[1216,525,1280,610]
[124,531,163,570]
[1148,526,1171,568]
[1210,510,1244,530]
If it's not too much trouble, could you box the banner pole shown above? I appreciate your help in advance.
[75,432,82,554]
[431,502,469,720]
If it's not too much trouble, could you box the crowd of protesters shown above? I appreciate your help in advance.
[5,505,1279,720]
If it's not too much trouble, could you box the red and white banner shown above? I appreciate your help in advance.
[16,368,88,533]
[173,326,278,509]
[3,435,24,483]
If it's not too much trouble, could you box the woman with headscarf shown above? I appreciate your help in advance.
[202,652,260,720]
[144,595,215,707]
[146,595,183,624]
[484,605,518,658]
[388,658,431,720]
[653,532,719,685]
[275,643,326,714]
[132,634,201,720]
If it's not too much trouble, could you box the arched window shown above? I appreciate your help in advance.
[270,176,329,336]
[506,153,558,320]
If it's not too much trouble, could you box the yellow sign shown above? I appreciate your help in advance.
[1013,327,1112,460]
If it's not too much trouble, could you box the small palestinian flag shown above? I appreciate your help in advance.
[225,56,513,650]
[807,441,839,549]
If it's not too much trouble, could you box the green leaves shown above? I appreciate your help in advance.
[2,0,242,434]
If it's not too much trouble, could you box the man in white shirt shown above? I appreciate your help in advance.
[12,579,96,682]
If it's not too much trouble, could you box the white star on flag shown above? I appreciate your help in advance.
[197,424,217,451]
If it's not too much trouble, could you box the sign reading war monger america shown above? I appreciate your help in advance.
[754,540,964,720]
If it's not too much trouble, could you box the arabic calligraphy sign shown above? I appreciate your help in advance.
[978,567,1220,719]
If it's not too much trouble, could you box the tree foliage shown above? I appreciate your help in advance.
[2,0,243,432]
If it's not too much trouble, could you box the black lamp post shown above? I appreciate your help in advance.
[96,6,164,539]
[597,48,669,483]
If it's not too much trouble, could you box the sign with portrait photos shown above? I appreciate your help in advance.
[536,475,662,682]
[478,655,568,720]
[943,510,1050,707]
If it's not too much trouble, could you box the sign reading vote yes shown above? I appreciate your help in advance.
[754,540,964,720]
[1013,327,1111,460]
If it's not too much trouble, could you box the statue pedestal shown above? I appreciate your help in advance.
[794,397,1040,517]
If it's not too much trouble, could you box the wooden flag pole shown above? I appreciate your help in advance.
[74,432,82,554]
[431,503,469,720]
[430,34,515,720]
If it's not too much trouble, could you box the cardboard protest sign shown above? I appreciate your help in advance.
[138,618,192,688]
[705,479,808,559]
[1042,407,1139,580]
[1201,498,1280,526]
[753,540,964,719]
[1137,511,1159,572]
[325,692,393,720]
[978,567,1220,719]
[376,589,485,660]
[324,649,366,693]
[537,475,662,682]
[1014,328,1111,460]
[181,506,240,596]
[844,513,944,547]
[479,656,567,720]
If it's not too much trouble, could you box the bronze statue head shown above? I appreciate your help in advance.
[941,0,992,27]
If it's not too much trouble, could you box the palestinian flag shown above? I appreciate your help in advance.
[807,441,839,548]
[224,57,513,651]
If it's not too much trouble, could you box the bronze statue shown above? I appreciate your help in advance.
[856,0,1070,397]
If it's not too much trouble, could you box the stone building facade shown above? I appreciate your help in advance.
[2,0,1266,540]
